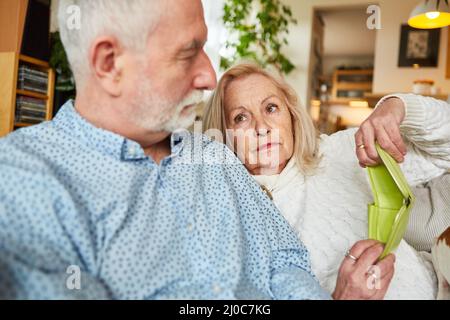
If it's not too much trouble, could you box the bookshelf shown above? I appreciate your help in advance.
[0,52,55,137]
[331,69,373,103]
[0,0,54,138]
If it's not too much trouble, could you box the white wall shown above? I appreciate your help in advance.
[373,0,450,94]
[321,8,376,56]
[50,0,450,105]
[283,0,450,107]
[320,8,375,77]
[50,0,59,32]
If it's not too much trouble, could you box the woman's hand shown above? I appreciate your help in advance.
[355,97,407,168]
[332,240,396,300]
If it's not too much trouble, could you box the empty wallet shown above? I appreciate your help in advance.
[367,143,415,260]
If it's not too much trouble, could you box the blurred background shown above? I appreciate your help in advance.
[1,0,449,138]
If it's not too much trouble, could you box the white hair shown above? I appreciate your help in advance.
[57,0,163,88]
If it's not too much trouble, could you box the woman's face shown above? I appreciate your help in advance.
[224,74,295,175]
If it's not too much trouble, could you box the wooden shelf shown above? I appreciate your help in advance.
[16,89,48,100]
[14,122,34,128]
[335,82,373,91]
[332,69,373,102]
[19,54,50,68]
[328,98,368,104]
[0,52,55,138]
[333,69,373,75]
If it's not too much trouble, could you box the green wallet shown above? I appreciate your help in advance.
[367,143,415,259]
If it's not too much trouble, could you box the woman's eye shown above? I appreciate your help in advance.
[266,103,278,113]
[234,114,247,123]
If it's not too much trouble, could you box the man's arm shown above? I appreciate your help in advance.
[0,166,111,299]
[269,248,331,300]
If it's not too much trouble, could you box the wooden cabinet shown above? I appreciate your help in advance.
[0,0,54,137]
[0,52,55,137]
[331,69,373,102]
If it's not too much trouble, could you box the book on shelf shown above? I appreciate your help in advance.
[17,64,49,94]
[15,115,46,124]
[15,96,47,124]
[19,65,48,78]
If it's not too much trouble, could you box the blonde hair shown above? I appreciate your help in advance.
[203,63,321,175]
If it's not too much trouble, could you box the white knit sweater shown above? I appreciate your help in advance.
[254,94,450,300]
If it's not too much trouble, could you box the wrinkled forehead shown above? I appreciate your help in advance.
[225,74,281,106]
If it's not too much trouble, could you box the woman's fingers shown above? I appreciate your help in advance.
[384,123,407,156]
[369,267,395,300]
[374,125,405,163]
[355,127,378,167]
[354,243,384,272]
[381,266,395,290]
[336,241,395,300]
[375,253,396,277]
[340,240,380,273]
[349,239,381,258]
[355,99,408,166]
[361,125,380,163]
[360,254,395,300]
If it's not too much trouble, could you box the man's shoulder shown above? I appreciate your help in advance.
[1,120,56,146]
[182,131,225,148]
[181,131,242,166]
[0,122,59,176]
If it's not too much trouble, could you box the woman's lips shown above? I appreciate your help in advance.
[257,143,280,152]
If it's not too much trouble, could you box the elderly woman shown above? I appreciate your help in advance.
[203,63,450,299]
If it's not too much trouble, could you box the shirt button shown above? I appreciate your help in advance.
[187,223,194,232]
[213,284,222,294]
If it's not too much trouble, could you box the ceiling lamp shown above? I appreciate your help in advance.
[408,0,450,29]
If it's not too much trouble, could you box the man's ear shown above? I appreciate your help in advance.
[89,36,124,97]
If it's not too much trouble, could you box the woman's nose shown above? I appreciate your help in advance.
[255,126,271,137]
[255,117,271,137]
[256,128,271,137]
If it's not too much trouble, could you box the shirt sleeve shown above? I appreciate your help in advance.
[260,189,331,300]
[0,164,111,300]
[217,143,331,300]
[376,94,450,186]
[269,250,332,300]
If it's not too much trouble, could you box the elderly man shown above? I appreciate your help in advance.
[0,0,398,300]
[0,0,322,300]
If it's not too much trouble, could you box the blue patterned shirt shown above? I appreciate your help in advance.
[0,101,329,300]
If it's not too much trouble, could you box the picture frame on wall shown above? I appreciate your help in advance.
[398,24,441,68]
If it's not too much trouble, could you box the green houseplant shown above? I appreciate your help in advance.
[50,32,76,93]
[49,32,76,114]
[220,0,298,75]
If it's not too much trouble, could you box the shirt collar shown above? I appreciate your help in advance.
[53,100,188,162]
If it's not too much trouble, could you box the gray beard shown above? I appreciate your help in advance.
[129,77,203,133]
